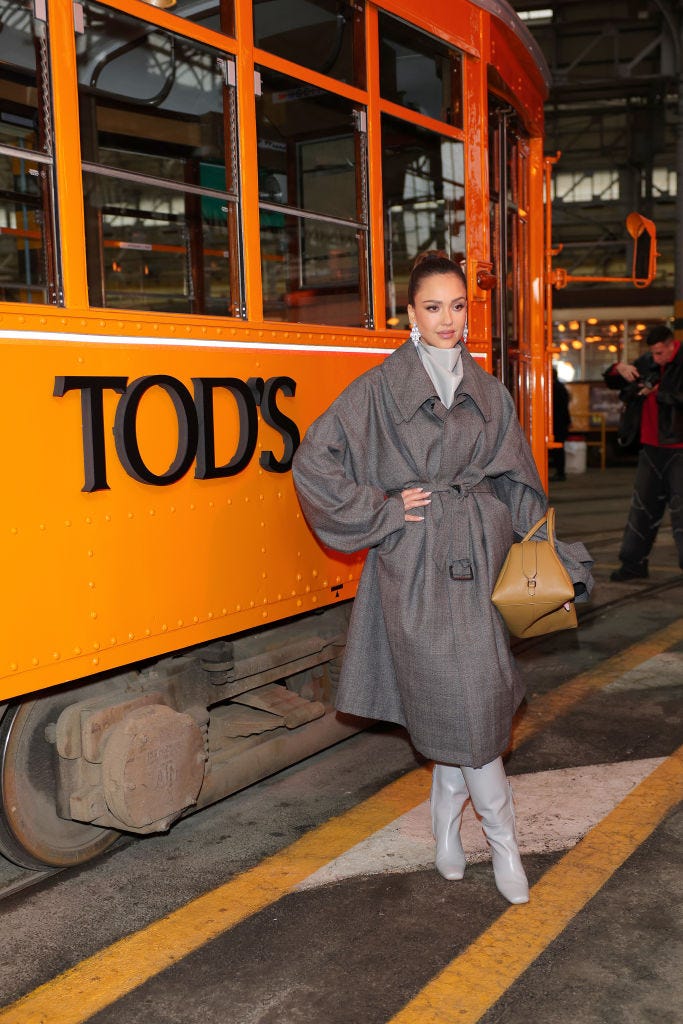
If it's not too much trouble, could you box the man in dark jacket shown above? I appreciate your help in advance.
[603,324,683,581]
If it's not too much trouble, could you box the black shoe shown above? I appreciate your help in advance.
[610,565,649,582]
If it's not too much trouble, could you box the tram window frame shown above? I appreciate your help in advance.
[381,114,465,331]
[253,0,365,89]
[255,64,372,328]
[378,11,463,129]
[0,1,60,306]
[76,0,243,318]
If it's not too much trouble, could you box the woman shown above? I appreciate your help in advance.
[292,252,593,904]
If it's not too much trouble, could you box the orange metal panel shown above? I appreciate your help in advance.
[527,136,549,486]
[0,320,396,701]
[234,0,262,320]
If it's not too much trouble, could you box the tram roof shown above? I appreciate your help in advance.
[472,0,552,91]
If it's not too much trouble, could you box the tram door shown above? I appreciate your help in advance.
[488,100,532,433]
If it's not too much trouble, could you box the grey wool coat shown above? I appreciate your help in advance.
[292,340,593,767]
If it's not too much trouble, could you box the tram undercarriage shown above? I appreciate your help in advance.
[0,604,355,870]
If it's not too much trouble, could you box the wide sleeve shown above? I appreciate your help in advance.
[490,396,595,601]
[292,403,405,554]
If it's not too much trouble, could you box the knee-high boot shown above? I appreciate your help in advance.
[460,758,529,904]
[431,763,470,880]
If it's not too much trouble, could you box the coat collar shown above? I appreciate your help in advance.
[383,340,494,423]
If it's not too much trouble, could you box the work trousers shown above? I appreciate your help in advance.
[619,445,683,571]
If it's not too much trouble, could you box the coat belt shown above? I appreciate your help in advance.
[388,476,494,580]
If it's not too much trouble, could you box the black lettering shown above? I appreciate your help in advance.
[54,375,128,492]
[259,376,300,474]
[113,375,198,486]
[193,377,260,479]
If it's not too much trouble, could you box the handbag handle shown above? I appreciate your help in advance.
[521,507,556,547]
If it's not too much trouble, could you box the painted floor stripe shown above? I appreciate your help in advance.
[386,745,683,1024]
[296,758,665,889]
[1,620,681,1024]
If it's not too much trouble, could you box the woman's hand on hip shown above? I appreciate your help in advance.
[401,486,431,522]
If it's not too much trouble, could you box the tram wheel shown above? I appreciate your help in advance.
[0,699,119,869]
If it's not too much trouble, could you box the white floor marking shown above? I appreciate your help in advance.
[295,758,665,890]
[603,651,683,692]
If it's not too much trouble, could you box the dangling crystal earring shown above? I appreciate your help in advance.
[461,319,468,345]
[410,322,421,344]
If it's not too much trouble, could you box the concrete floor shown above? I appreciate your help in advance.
[1,467,681,1024]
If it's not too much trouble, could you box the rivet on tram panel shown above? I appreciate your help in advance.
[52,651,60,660]
[149,508,156,516]
[64,519,71,527]
[311,596,317,604]
[170,506,176,513]
[297,599,302,607]
[161,623,168,632]
[10,663,18,671]
[93,642,100,651]
[10,527,17,534]
[297,573,302,581]
[322,579,328,587]
[236,604,241,611]
[77,355,84,364]
[32,657,39,666]
[128,632,135,639]
[105,514,111,522]
[85,516,92,525]
[305,585,310,593]
[190,503,196,511]
[261,572,267,579]
[110,637,116,645]
[227,498,232,505]
[88,581,95,589]
[88,549,94,557]
[193,616,199,623]
[312,569,318,578]
[170,325,176,333]
[261,546,266,554]
[40,317,46,325]
[90,611,97,619]
[177,619,183,627]
[145,628,151,636]
[92,657,99,665]
[128,512,134,519]
[208,611,214,618]
[39,523,46,531]
[249,601,254,609]
[221,607,227,615]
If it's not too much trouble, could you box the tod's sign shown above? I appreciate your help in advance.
[54,374,301,492]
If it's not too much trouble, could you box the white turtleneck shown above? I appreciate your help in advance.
[414,336,464,409]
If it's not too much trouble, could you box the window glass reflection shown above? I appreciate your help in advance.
[382,115,465,328]
[140,0,233,37]
[254,0,363,87]
[257,67,369,326]
[0,1,57,303]
[379,12,462,127]
[78,1,240,315]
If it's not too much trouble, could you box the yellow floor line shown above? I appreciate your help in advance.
[387,744,683,1024]
[1,619,682,1024]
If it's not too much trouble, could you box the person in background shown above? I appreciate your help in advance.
[603,324,683,581]
[293,251,593,905]
[550,368,571,482]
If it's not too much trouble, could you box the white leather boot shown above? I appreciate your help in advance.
[461,758,529,904]
[431,763,470,880]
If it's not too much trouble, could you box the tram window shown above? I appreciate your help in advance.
[378,13,462,128]
[0,2,58,304]
[142,0,235,37]
[381,115,465,329]
[256,66,370,327]
[77,1,241,317]
[253,0,364,88]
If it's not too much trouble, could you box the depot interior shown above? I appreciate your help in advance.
[510,0,679,461]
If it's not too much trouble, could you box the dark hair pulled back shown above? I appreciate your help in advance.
[407,250,467,306]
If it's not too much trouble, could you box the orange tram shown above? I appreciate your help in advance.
[0,0,556,869]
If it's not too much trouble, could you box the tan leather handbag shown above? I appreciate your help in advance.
[491,508,578,638]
